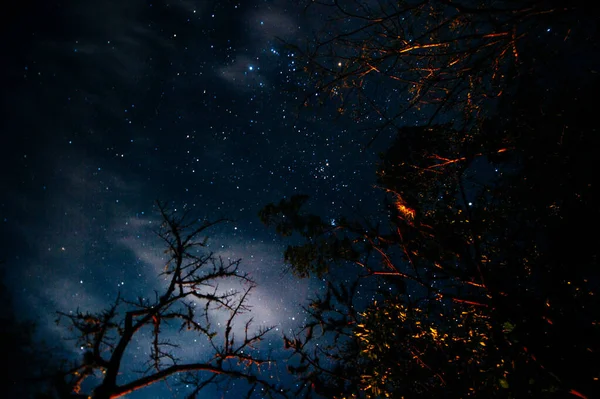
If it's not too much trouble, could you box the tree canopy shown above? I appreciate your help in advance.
[260,1,599,397]
[291,0,593,142]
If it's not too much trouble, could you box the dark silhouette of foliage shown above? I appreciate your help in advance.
[0,264,56,399]
[260,195,360,278]
[261,2,599,396]
[262,73,600,395]
[291,0,587,143]
[52,202,285,399]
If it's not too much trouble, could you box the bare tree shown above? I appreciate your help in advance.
[54,202,284,399]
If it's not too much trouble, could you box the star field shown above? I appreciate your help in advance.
[4,0,597,398]
[0,1,399,398]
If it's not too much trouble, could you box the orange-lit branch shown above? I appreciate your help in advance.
[395,227,425,285]
[465,281,486,288]
[569,389,588,399]
[409,348,446,385]
[396,200,416,222]
[369,237,403,275]
[374,186,417,223]
[358,63,381,78]
[110,363,266,398]
[482,32,510,39]
[426,148,509,170]
[448,297,488,307]
[371,270,414,279]
[397,42,449,54]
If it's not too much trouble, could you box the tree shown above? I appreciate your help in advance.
[53,202,284,399]
[0,263,59,399]
[260,47,599,399]
[259,1,598,397]
[260,192,521,398]
[291,0,583,142]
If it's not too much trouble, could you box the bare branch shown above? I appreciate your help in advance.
[55,202,282,399]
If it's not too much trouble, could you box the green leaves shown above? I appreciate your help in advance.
[502,321,515,334]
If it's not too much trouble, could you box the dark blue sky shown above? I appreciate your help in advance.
[3,1,598,398]
[0,1,392,397]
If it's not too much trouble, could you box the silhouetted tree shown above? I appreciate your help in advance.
[0,264,52,398]
[0,260,73,399]
[291,0,586,143]
[53,202,284,399]
[260,57,599,399]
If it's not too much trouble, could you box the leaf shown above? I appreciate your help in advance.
[499,378,509,389]
[503,321,515,333]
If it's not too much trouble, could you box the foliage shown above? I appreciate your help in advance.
[261,1,599,397]
[259,195,360,278]
[0,264,58,399]
[281,280,364,399]
[53,202,284,399]
[262,74,600,395]
[355,299,497,397]
[292,0,581,142]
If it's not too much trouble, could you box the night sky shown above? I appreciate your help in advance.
[1,1,399,397]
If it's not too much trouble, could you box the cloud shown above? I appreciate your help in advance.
[117,219,309,348]
[247,8,299,41]
[25,272,112,357]
[218,55,268,90]
[217,3,299,89]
